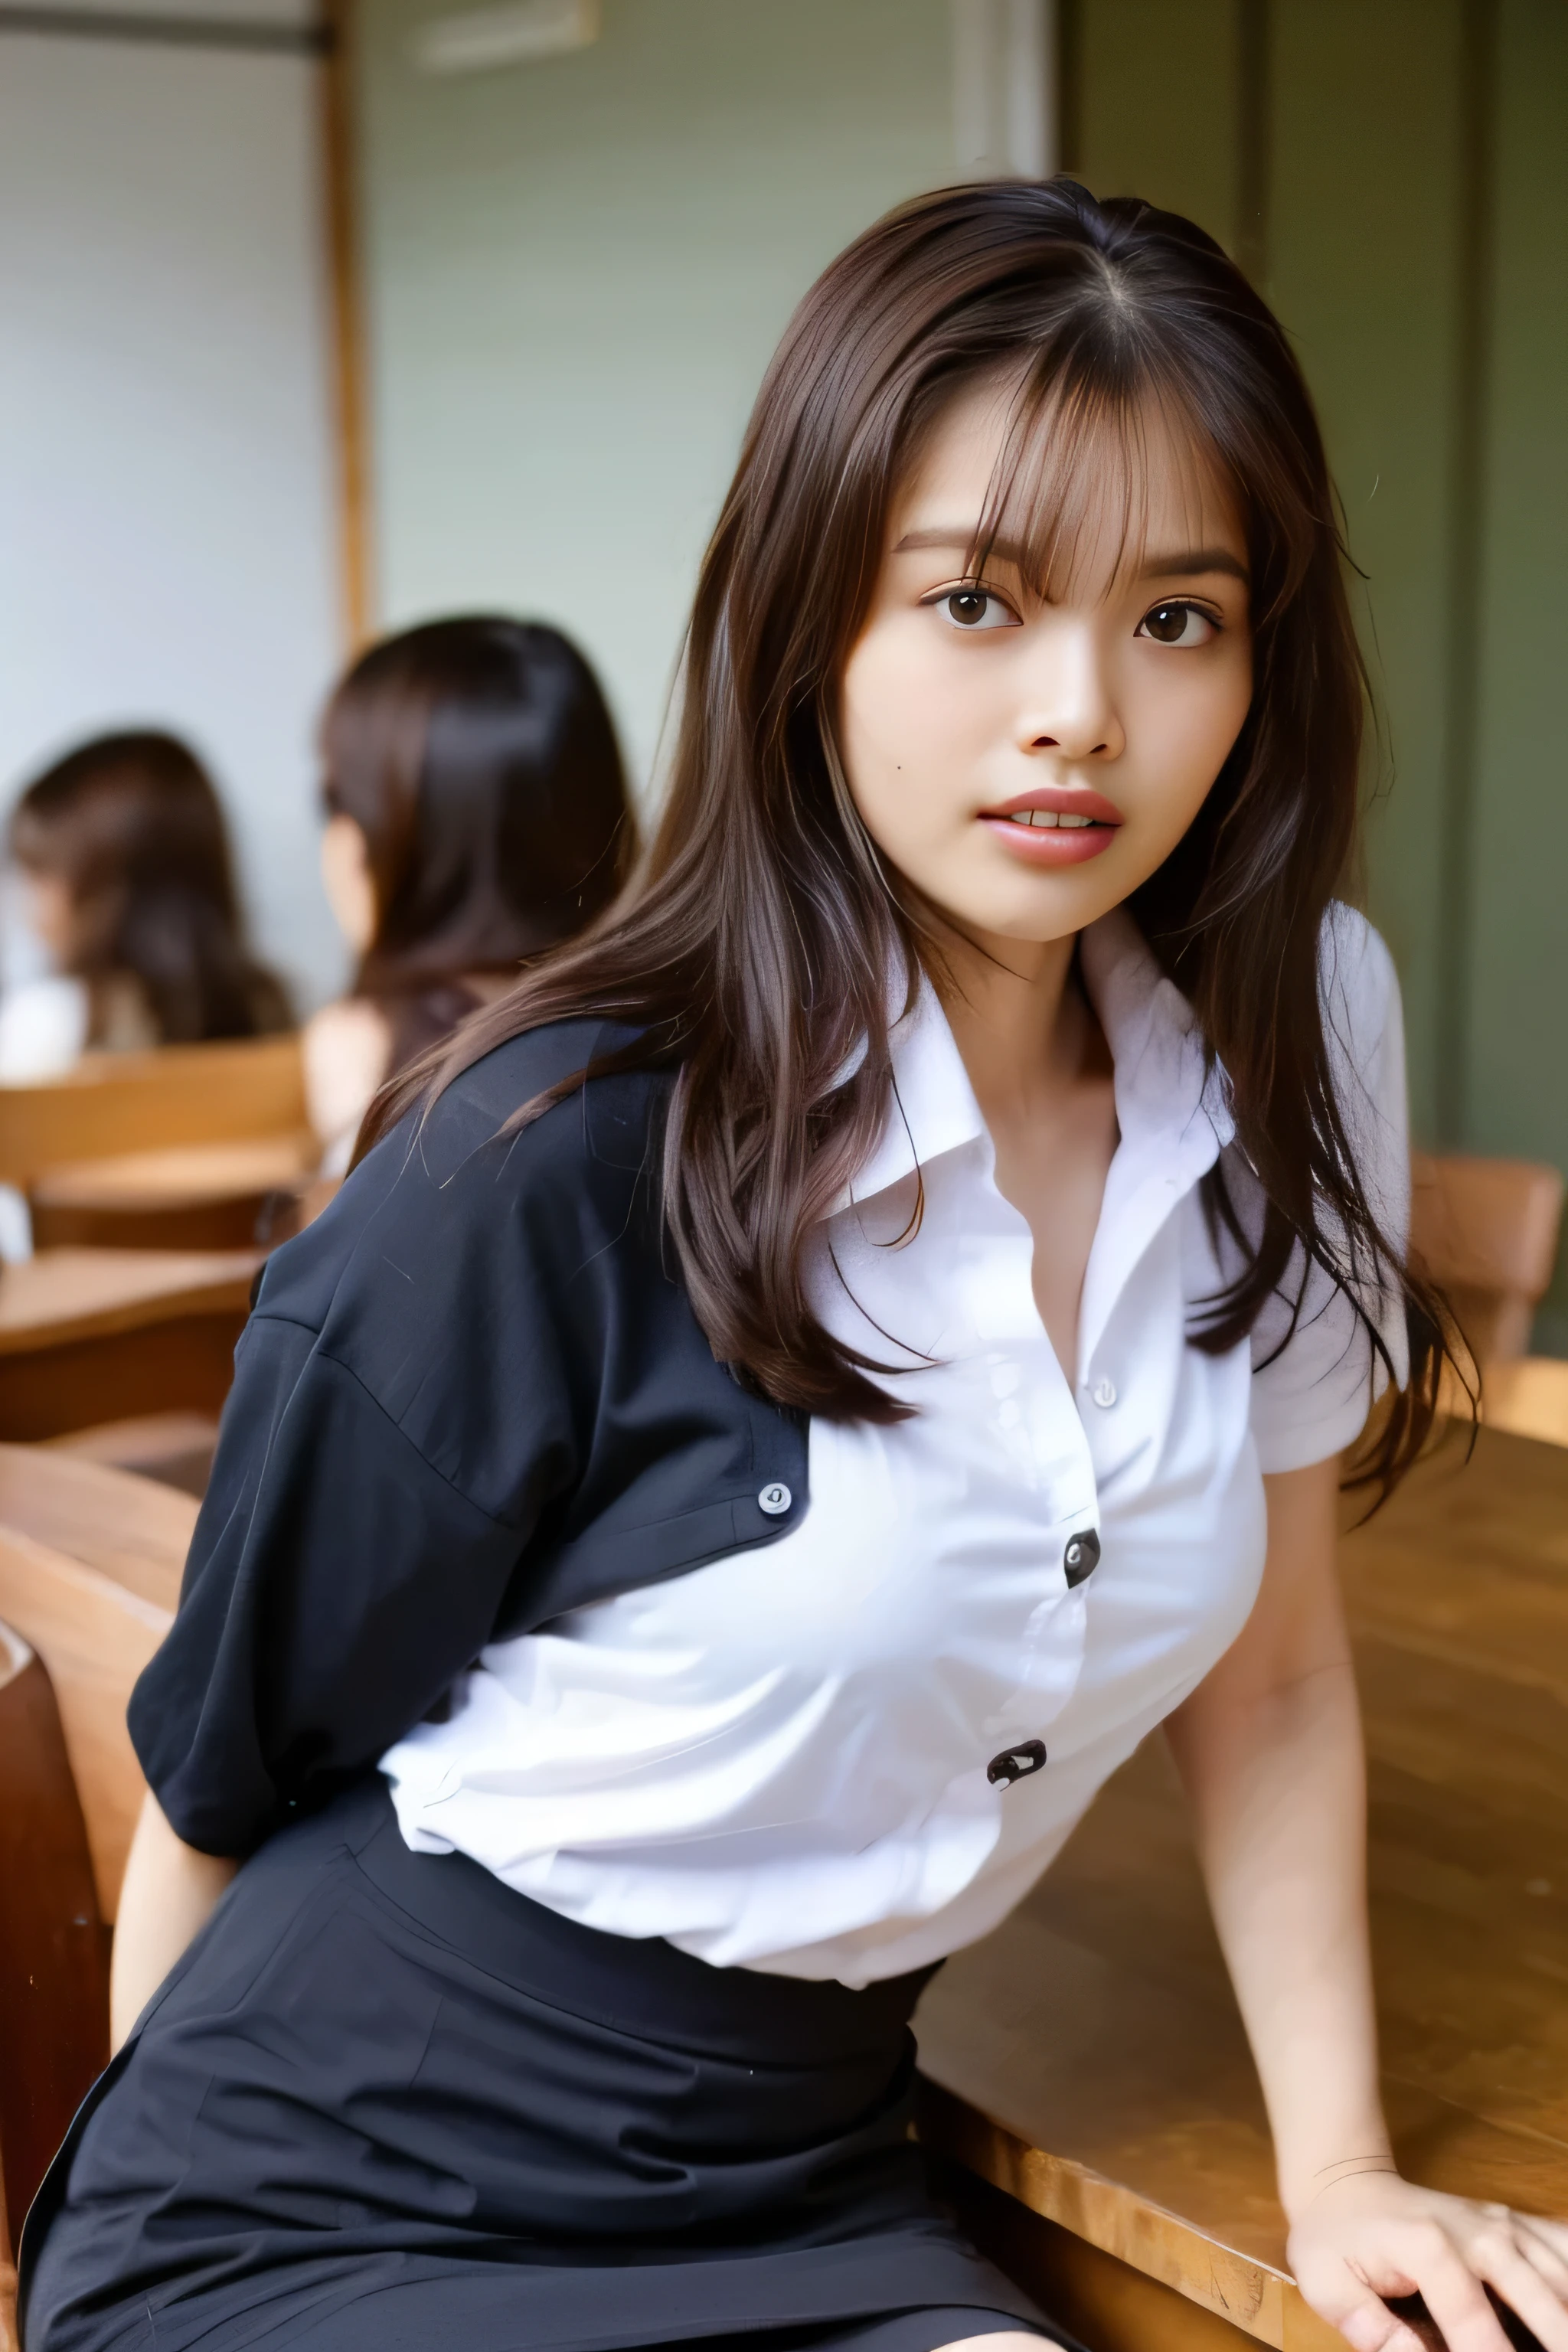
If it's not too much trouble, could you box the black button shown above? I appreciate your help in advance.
[987,1739,1047,1786]
[1063,1529,1101,1588]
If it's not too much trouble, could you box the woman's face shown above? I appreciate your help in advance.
[320,813,377,955]
[838,379,1254,954]
[20,867,78,965]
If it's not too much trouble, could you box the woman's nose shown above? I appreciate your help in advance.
[1014,629,1124,763]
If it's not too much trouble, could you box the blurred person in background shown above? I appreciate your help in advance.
[0,729,291,1081]
[305,614,635,1172]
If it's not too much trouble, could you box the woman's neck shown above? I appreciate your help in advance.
[929,923,1092,1126]
[923,916,1119,1380]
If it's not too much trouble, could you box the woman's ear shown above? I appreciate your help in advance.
[320,815,377,955]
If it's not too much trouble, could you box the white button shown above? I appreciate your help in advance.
[758,1481,792,1515]
[1089,1377,1118,1410]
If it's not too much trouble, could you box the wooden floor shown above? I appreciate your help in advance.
[914,1423,1568,2350]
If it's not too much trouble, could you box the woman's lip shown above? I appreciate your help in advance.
[980,815,1120,867]
[981,786,1125,825]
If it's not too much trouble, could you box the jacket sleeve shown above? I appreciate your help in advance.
[129,1032,603,1856]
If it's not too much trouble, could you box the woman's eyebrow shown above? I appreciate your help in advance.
[892,529,1249,586]
[890,525,1031,566]
[1138,547,1250,583]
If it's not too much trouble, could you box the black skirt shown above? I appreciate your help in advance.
[21,1778,1069,2352]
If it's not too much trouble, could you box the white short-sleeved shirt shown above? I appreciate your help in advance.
[382,905,1408,1986]
[0,974,89,1080]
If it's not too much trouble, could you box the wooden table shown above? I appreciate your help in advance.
[0,1250,258,1440]
[29,1133,315,1253]
[914,1425,1568,2352]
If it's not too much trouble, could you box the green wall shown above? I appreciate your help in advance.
[1067,0,1568,1348]
[354,0,953,788]
[1467,0,1568,1317]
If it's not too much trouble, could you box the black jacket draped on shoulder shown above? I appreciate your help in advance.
[129,1019,808,1857]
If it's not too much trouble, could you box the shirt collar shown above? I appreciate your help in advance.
[831,908,1235,1218]
[1080,907,1235,1167]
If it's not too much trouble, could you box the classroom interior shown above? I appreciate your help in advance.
[1,3,1565,2347]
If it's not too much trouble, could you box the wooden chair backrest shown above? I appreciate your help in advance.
[0,1527,172,1920]
[0,1617,108,2243]
[1410,1148,1566,1364]
[0,2162,13,2352]
[0,1032,305,1189]
[0,1622,24,2330]
[1479,1355,1568,1450]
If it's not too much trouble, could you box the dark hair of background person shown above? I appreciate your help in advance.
[9,730,292,1046]
[321,616,636,1076]
[364,178,1458,1501]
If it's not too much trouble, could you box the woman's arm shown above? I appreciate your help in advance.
[110,1791,237,2051]
[1166,1460,1568,2352]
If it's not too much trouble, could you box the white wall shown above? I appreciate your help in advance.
[355,0,962,794]
[0,1,348,1008]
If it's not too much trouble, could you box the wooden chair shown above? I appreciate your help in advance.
[1,2157,15,2352]
[0,1034,306,1192]
[1410,1148,1564,1364]
[1410,1151,1568,1449]
[0,1454,191,2308]
[1477,1354,1568,1450]
[0,1617,109,2246]
[0,1494,177,1921]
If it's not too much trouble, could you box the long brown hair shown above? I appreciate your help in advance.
[10,730,291,1045]
[322,616,635,1073]
[367,180,1449,1494]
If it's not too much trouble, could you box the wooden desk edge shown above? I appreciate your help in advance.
[31,1131,318,1211]
[0,1256,260,1354]
[916,2082,1346,2351]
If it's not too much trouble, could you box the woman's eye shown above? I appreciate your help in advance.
[935,588,1017,631]
[1138,601,1217,647]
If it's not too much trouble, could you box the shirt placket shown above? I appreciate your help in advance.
[1074,1093,1232,1438]
[957,1200,1098,1746]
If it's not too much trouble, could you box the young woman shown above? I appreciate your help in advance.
[304,616,634,1171]
[0,730,289,1078]
[21,182,1568,2352]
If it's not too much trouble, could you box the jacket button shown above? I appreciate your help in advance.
[987,1739,1047,1786]
[1089,1376,1118,1409]
[1063,1529,1101,1587]
[757,1481,792,1516]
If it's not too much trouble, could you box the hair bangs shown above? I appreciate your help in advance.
[961,358,1245,614]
